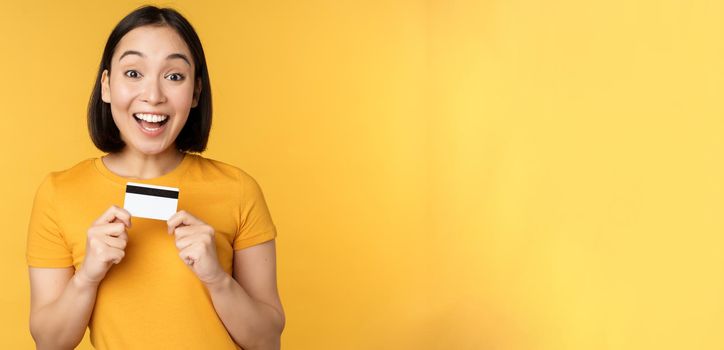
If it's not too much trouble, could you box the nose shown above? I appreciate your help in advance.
[140,77,166,105]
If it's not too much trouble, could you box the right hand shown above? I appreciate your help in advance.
[77,205,132,285]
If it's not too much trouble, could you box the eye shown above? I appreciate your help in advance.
[124,70,141,79]
[166,73,185,81]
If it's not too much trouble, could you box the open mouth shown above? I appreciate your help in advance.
[133,113,170,132]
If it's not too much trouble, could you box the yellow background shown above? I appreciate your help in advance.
[1,0,723,349]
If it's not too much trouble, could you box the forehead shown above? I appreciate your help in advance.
[113,25,192,64]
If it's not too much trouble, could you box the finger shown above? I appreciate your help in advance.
[104,222,128,238]
[88,222,126,238]
[97,205,131,227]
[116,230,129,242]
[102,235,128,250]
[167,210,203,234]
[167,210,202,231]
[94,205,132,228]
[111,217,132,229]
[95,245,125,264]
[107,248,126,264]
[171,225,197,240]
[174,236,196,251]
[179,248,197,266]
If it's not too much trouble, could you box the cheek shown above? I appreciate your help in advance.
[110,82,136,107]
[169,85,196,108]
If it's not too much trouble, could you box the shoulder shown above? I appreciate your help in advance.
[36,158,96,193]
[187,155,270,206]
[187,154,261,188]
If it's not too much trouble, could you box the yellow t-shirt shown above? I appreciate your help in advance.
[26,153,278,349]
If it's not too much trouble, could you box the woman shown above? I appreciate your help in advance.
[26,5,285,350]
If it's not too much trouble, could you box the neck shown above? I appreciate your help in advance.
[103,147,185,180]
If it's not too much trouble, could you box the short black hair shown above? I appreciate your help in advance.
[88,5,212,153]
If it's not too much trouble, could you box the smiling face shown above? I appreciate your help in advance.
[101,25,201,156]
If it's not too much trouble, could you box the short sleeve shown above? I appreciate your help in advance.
[26,173,73,267]
[233,173,278,250]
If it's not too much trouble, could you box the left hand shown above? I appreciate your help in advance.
[167,210,225,285]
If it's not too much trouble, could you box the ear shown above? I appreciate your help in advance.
[100,69,111,103]
[191,78,202,108]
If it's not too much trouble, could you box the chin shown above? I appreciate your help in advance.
[130,142,170,155]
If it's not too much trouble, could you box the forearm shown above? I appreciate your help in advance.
[205,273,284,350]
[30,273,99,350]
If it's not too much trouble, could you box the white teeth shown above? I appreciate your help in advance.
[134,113,168,123]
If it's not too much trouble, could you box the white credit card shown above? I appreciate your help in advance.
[123,182,179,221]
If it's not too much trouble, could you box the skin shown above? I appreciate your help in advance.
[100,24,201,179]
[28,25,284,350]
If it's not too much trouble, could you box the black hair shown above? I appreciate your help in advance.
[87,5,212,153]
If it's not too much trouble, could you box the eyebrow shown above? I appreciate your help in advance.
[118,50,191,67]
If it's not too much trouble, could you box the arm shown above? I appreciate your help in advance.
[204,240,285,350]
[28,206,131,350]
[28,267,101,350]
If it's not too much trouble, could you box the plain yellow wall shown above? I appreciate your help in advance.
[2,0,724,349]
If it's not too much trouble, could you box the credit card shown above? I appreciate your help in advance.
[123,182,179,221]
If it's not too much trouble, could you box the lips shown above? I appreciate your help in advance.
[133,113,169,136]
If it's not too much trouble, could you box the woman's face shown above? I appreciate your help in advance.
[101,25,201,155]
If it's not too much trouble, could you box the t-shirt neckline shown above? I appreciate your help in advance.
[93,152,194,186]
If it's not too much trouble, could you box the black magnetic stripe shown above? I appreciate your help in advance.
[126,185,179,199]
